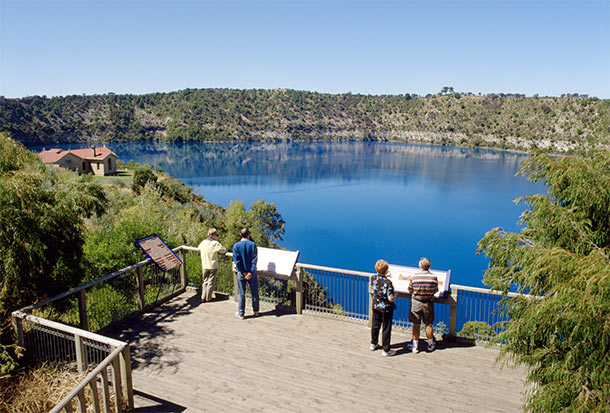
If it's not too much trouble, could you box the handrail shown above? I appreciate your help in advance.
[20,246,188,314]
[451,283,538,299]
[297,262,373,278]
[49,345,125,413]
[12,312,126,348]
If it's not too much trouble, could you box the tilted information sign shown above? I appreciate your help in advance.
[256,247,300,280]
[232,247,300,280]
[135,234,182,272]
[387,264,451,298]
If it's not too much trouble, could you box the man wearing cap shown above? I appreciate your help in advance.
[232,227,259,319]
[198,228,227,302]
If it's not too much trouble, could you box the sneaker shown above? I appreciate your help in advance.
[427,342,436,352]
[253,311,260,317]
[370,343,379,351]
[412,343,419,354]
[382,349,396,357]
[235,312,245,320]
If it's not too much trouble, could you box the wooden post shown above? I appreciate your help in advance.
[179,249,187,290]
[449,286,459,340]
[136,267,145,311]
[119,346,134,410]
[295,267,303,315]
[111,355,123,413]
[75,334,87,373]
[233,270,238,302]
[78,289,89,331]
[101,367,111,412]
[88,378,100,413]
[12,313,25,348]
[367,276,373,328]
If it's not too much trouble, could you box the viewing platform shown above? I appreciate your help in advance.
[112,292,527,412]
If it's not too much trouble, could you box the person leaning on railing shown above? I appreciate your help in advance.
[198,228,227,302]
[404,257,438,353]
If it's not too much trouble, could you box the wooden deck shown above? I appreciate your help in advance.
[110,292,528,412]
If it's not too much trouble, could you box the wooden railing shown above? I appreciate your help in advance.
[11,246,192,413]
[11,312,132,413]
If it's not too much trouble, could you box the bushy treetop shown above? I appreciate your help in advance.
[478,150,610,412]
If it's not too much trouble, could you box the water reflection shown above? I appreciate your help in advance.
[103,141,526,189]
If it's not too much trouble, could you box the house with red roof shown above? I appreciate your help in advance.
[39,145,118,176]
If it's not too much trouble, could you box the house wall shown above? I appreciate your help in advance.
[106,155,117,175]
[90,155,118,176]
[55,153,84,173]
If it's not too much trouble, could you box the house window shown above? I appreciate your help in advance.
[97,163,100,171]
[108,158,112,170]
[82,162,86,170]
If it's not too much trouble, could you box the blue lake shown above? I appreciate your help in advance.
[29,141,545,288]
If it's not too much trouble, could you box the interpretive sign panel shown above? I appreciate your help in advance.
[387,264,451,298]
[135,234,182,272]
[237,247,299,280]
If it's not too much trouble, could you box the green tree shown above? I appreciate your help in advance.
[131,166,157,194]
[225,200,247,246]
[0,134,107,357]
[477,150,610,412]
[246,199,285,248]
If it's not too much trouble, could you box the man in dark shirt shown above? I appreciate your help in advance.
[408,257,439,353]
[232,227,259,319]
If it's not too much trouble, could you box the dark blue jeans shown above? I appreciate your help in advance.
[236,271,260,316]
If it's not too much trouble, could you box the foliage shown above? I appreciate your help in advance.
[457,321,496,341]
[1,91,609,153]
[477,150,610,412]
[131,166,157,194]
[0,134,107,338]
[0,344,23,375]
[246,199,285,248]
[434,320,448,336]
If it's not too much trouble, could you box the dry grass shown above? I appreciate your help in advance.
[0,363,85,413]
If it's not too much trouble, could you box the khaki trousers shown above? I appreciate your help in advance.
[201,268,219,302]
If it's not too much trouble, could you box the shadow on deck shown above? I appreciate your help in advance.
[109,292,527,412]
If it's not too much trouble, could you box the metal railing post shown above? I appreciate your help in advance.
[78,289,89,331]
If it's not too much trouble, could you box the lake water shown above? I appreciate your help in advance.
[29,141,545,288]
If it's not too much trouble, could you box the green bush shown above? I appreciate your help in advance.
[458,321,496,341]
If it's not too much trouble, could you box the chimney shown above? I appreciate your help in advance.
[92,145,96,157]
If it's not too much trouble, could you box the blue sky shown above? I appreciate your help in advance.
[1,0,608,98]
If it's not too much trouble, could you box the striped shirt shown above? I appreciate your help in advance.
[408,271,438,302]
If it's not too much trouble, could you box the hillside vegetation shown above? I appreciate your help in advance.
[0,132,284,373]
[1,89,609,153]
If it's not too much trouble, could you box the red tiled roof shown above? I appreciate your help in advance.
[39,148,70,163]
[38,146,117,164]
[70,146,117,161]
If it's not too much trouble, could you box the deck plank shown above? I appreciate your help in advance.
[111,293,528,412]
